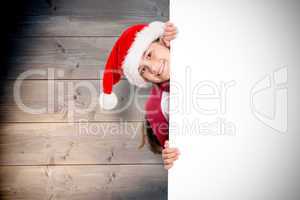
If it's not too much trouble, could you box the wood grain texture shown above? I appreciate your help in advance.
[16,16,168,37]
[0,165,167,200]
[0,80,150,122]
[22,0,169,17]
[1,0,170,198]
[14,0,169,37]
[0,122,162,165]
[6,37,116,80]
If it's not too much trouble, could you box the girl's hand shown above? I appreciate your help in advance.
[162,140,180,170]
[161,22,178,47]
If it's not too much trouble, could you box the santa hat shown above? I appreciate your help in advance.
[99,21,165,110]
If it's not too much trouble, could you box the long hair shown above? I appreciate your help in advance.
[139,119,162,154]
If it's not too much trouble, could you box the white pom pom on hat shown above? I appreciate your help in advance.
[99,92,118,110]
[99,21,165,110]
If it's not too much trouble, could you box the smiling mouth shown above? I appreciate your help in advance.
[158,59,165,76]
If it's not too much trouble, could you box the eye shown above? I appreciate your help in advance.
[146,51,152,60]
[139,66,146,74]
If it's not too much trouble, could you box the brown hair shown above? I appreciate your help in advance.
[139,119,162,154]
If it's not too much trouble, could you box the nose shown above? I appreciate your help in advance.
[148,59,162,75]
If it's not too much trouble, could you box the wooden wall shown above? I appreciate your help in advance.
[0,0,169,199]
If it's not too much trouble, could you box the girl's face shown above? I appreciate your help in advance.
[138,40,170,83]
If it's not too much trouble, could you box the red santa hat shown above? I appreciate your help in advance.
[99,21,165,110]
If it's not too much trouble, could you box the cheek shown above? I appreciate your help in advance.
[142,72,162,83]
[159,48,170,58]
[153,45,170,59]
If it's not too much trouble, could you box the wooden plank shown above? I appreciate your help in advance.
[0,122,162,165]
[5,36,171,80]
[16,16,168,37]
[0,80,150,122]
[6,37,116,80]
[21,0,169,17]
[13,0,169,37]
[0,165,167,200]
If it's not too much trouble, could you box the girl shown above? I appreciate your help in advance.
[100,21,179,170]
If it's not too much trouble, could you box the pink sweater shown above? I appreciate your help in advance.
[145,81,170,148]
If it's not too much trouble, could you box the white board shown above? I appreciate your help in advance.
[169,1,300,199]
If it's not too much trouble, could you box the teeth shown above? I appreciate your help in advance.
[159,60,164,75]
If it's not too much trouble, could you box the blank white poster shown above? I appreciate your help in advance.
[169,0,300,199]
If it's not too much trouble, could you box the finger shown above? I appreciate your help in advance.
[163,147,180,154]
[165,153,179,160]
[163,30,178,36]
[164,149,180,157]
[165,21,174,26]
[165,24,176,29]
[164,163,173,170]
[163,36,177,41]
[162,147,179,154]
[163,35,177,42]
[164,156,179,165]
[163,153,178,162]
[164,157,178,165]
[164,31,177,37]
[163,32,177,38]
[164,26,177,31]
[165,25,177,31]
[164,25,177,31]
[165,26,177,32]
[162,151,178,159]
